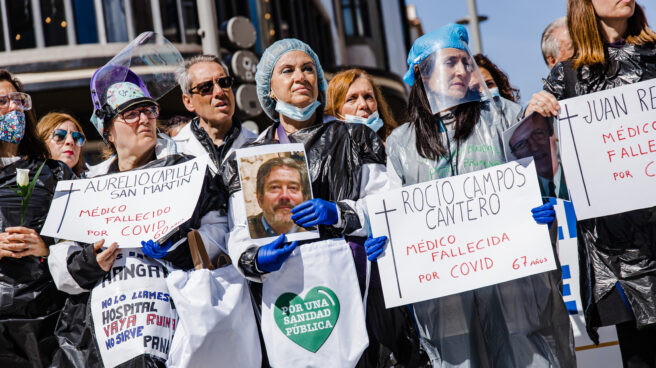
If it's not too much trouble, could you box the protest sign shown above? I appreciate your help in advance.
[91,250,177,368]
[557,78,656,219]
[236,143,319,245]
[367,160,556,308]
[550,198,622,367]
[41,157,207,247]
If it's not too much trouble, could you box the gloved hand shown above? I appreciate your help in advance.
[365,235,388,261]
[531,202,555,227]
[291,199,339,227]
[141,239,173,259]
[256,234,299,273]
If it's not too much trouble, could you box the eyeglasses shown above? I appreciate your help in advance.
[189,76,234,95]
[0,92,32,111]
[52,129,86,147]
[119,105,160,124]
[510,128,549,155]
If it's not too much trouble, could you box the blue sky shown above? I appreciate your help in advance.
[411,0,656,104]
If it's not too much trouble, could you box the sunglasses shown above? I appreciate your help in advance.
[0,92,32,111]
[189,76,234,95]
[119,105,160,124]
[52,129,86,147]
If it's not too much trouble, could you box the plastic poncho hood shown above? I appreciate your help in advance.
[255,38,328,121]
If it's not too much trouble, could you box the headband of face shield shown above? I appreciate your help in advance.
[417,40,495,114]
[89,31,183,138]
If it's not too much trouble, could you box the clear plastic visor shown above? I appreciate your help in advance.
[418,44,493,114]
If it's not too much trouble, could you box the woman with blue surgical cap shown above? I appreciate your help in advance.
[221,39,416,366]
[366,24,576,367]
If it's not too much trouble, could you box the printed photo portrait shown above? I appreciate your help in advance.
[503,112,569,200]
[236,143,319,244]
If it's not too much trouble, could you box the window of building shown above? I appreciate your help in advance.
[7,0,36,49]
[215,0,250,24]
[73,0,98,44]
[267,0,335,68]
[180,0,198,44]
[159,0,181,43]
[131,0,153,36]
[341,0,370,38]
[40,0,68,46]
[103,0,128,42]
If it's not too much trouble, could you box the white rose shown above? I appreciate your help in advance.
[16,168,29,187]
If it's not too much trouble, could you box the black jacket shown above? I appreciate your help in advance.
[221,115,386,276]
[0,158,74,367]
[544,42,656,341]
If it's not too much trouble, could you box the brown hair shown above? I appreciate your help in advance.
[0,69,49,160]
[325,69,398,141]
[474,54,520,103]
[568,1,656,68]
[37,112,87,174]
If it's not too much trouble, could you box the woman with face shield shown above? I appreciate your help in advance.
[46,35,227,367]
[0,69,75,366]
[526,1,656,364]
[222,39,410,366]
[368,24,576,367]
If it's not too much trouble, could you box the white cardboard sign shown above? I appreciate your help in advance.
[367,160,556,308]
[41,157,207,247]
[557,77,656,219]
[91,250,177,367]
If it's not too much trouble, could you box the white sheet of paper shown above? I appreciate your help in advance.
[367,160,556,308]
[41,157,207,247]
[557,77,656,219]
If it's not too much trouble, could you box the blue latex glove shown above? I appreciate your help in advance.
[365,235,388,261]
[531,202,555,227]
[290,199,339,227]
[141,239,173,259]
[256,234,299,273]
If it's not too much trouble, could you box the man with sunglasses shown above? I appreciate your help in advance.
[174,55,256,176]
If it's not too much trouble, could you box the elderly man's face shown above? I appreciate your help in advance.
[258,165,306,234]
[509,116,557,179]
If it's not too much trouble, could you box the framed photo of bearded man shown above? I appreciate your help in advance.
[236,143,319,244]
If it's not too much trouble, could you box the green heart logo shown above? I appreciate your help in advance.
[274,286,340,353]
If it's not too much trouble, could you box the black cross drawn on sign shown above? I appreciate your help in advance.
[559,103,591,206]
[57,182,80,232]
[374,199,402,298]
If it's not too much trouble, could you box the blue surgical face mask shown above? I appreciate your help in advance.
[275,99,321,121]
[489,87,501,98]
[344,111,384,132]
[0,110,26,144]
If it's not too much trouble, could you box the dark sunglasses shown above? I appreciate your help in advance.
[52,129,86,147]
[189,76,235,95]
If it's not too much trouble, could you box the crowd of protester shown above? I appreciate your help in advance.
[0,0,653,367]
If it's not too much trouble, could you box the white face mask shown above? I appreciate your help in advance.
[344,111,384,132]
[489,87,501,98]
[275,99,321,121]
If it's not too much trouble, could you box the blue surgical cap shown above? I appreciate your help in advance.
[255,38,328,121]
[403,23,470,86]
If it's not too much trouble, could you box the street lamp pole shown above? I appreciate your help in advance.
[466,0,483,54]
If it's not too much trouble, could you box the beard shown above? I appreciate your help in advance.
[263,199,296,232]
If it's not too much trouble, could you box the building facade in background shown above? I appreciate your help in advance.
[0,0,411,159]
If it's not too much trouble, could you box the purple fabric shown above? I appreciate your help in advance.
[276,123,291,144]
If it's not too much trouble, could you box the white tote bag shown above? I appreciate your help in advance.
[261,238,369,368]
[166,231,261,368]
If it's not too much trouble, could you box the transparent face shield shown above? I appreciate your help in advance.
[417,42,494,114]
[90,32,183,137]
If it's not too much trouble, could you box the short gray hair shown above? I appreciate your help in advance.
[541,17,567,66]
[175,54,231,95]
